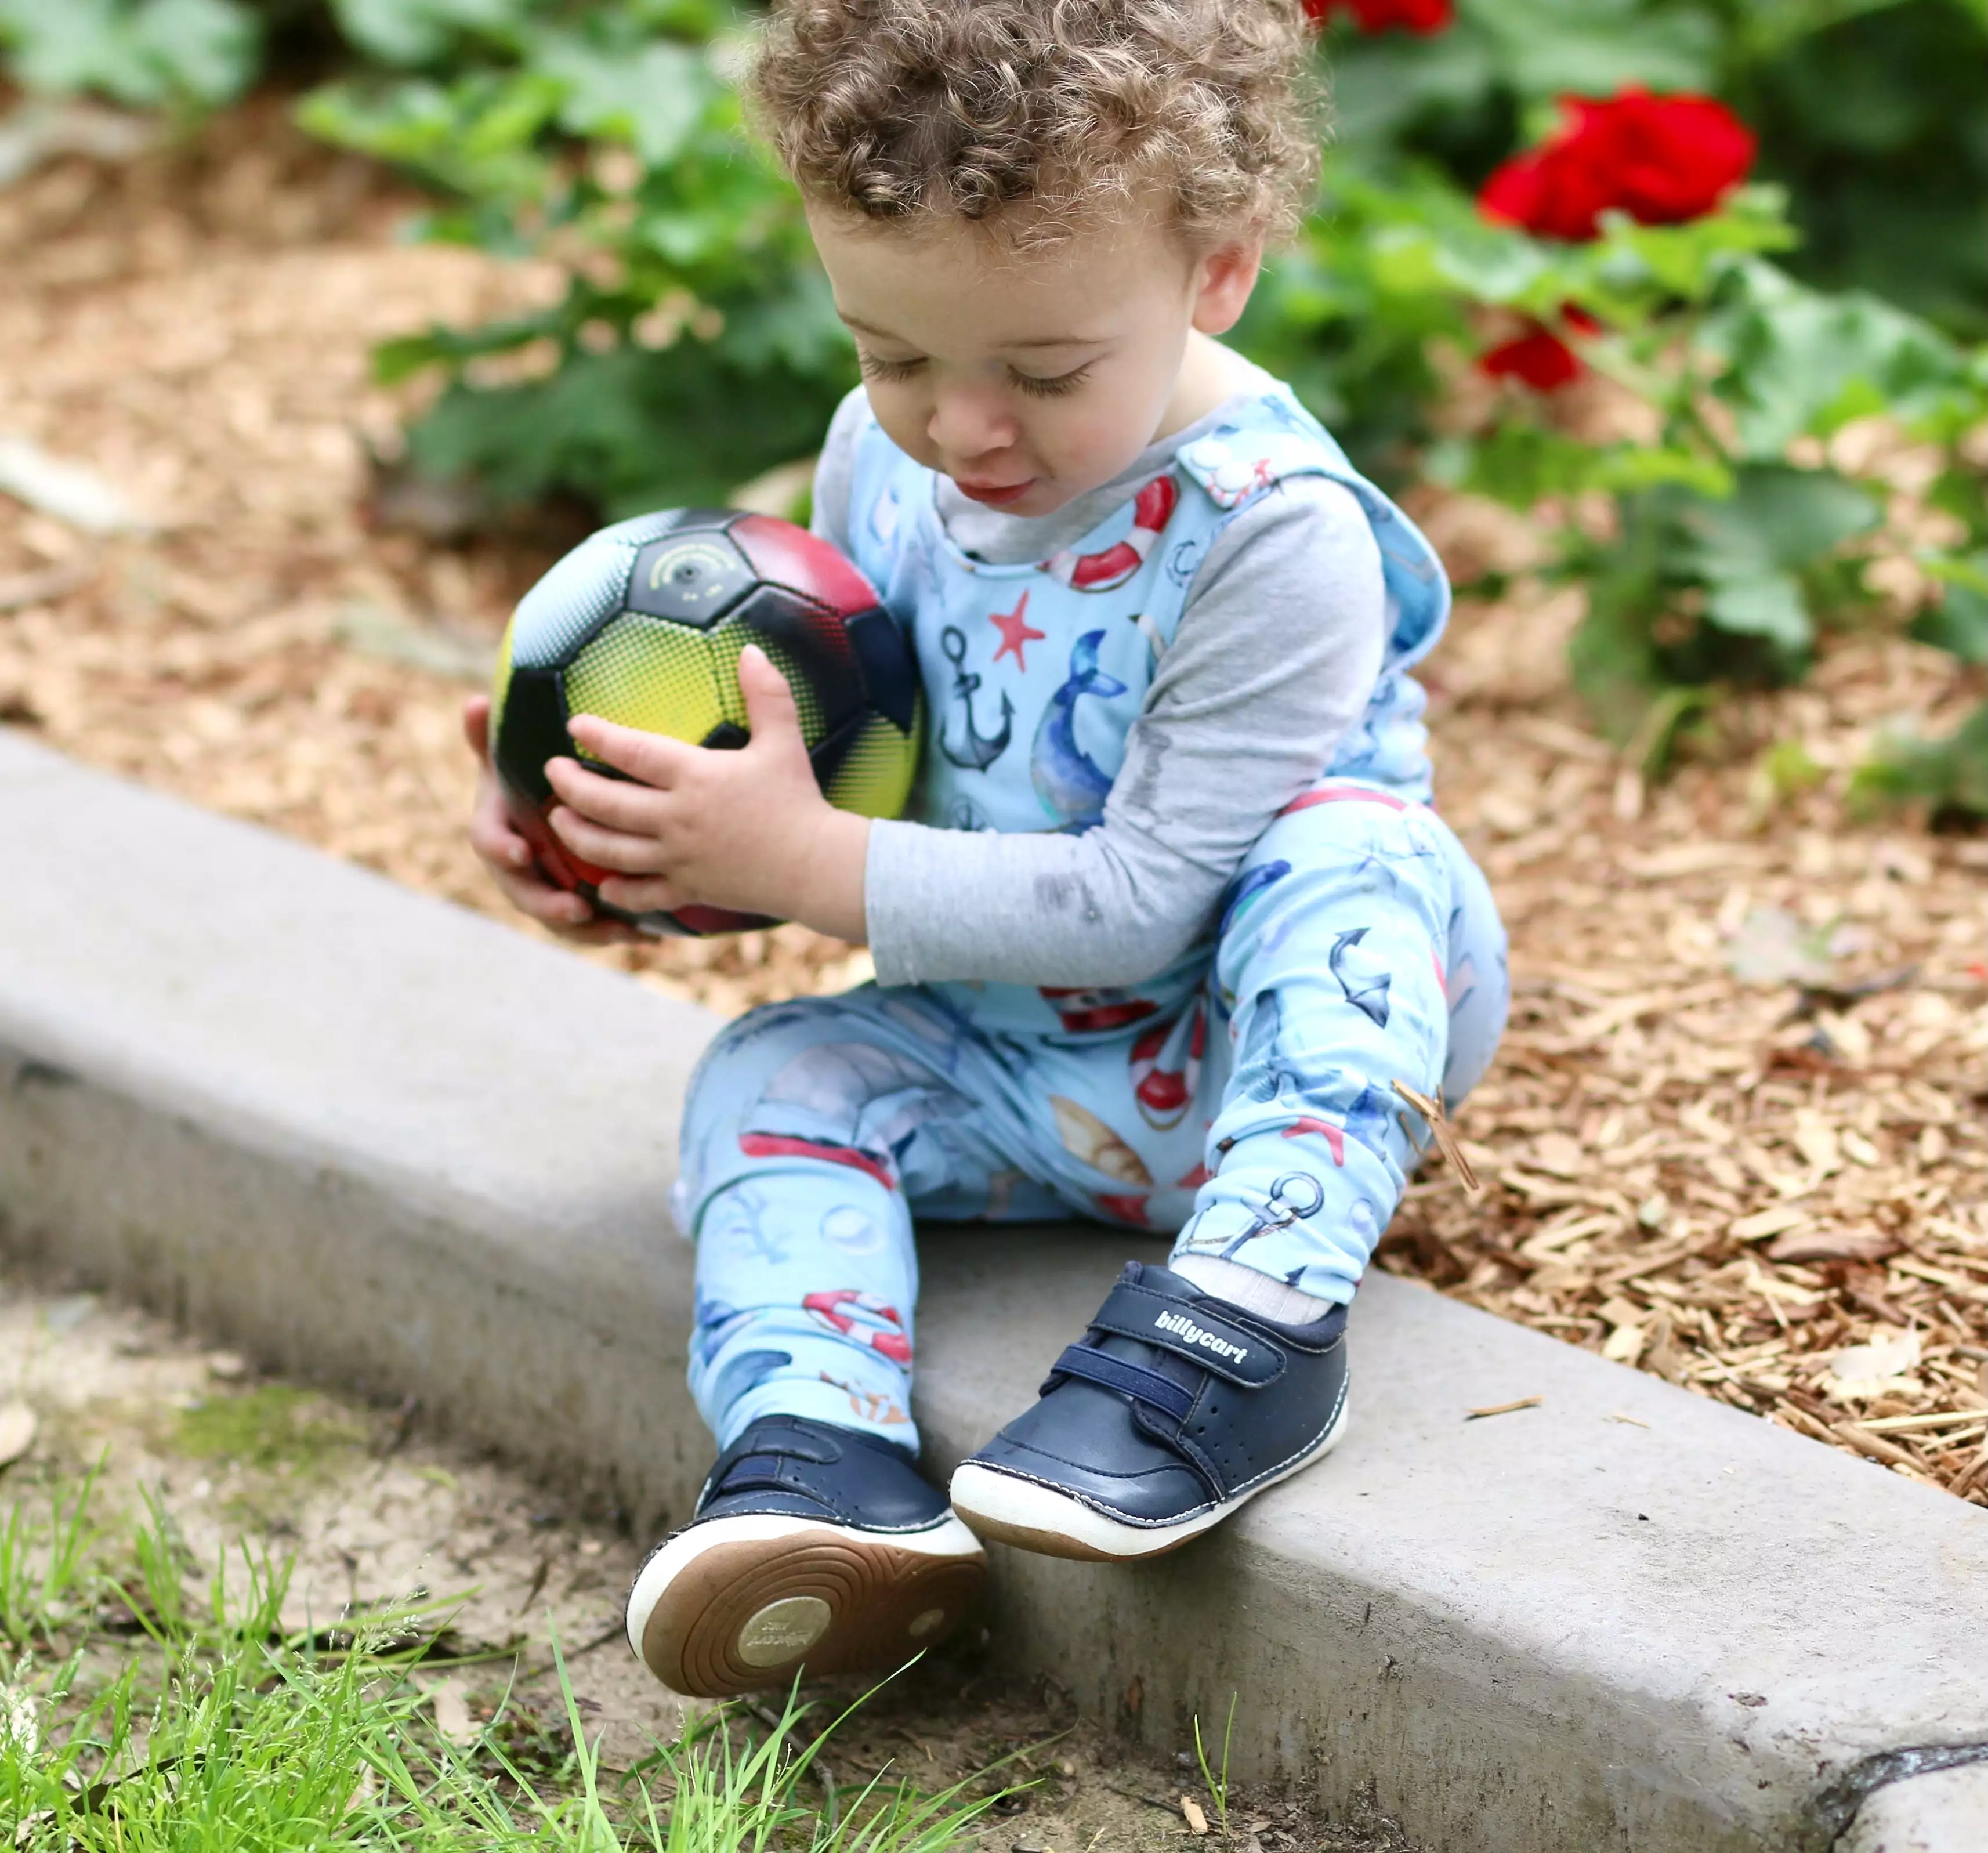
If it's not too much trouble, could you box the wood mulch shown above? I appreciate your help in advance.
[3,104,1985,1500]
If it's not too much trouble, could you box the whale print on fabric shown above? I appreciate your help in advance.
[1328,927,1393,1029]
[1217,860,1289,940]
[1281,1083,1396,1168]
[1031,630,1126,828]
[708,1348,794,1413]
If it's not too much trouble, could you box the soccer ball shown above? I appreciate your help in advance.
[489,508,922,936]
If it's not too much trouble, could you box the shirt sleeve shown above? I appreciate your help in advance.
[862,475,1388,987]
[809,386,868,553]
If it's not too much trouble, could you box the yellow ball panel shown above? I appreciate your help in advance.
[823,708,922,820]
[705,623,828,746]
[564,615,729,752]
[489,621,515,734]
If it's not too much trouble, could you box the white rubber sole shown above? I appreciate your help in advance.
[624,1511,986,1697]
[949,1396,1349,1562]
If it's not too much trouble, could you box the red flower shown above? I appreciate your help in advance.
[1479,326,1583,392]
[1478,89,1756,242]
[1303,0,1453,32]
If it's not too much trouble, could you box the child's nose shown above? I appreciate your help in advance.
[927,384,1019,462]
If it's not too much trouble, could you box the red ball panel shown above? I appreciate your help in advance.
[730,513,883,620]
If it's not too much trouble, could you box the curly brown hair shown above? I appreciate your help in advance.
[750,0,1324,249]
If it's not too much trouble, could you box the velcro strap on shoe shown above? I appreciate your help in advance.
[1088,1284,1285,1387]
[1048,1343,1196,1420]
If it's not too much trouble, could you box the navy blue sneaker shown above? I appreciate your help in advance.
[625,1414,984,1697]
[948,1262,1349,1560]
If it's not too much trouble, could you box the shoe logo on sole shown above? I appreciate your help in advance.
[908,1606,947,1639]
[1154,1310,1249,1364]
[737,1595,831,1667]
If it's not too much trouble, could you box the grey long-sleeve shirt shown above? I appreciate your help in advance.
[811,370,1386,989]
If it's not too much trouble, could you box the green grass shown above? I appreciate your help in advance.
[0,1480,1016,1850]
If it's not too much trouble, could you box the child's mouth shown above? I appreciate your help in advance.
[954,478,1035,506]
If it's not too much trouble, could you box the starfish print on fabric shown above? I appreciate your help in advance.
[987,591,1046,671]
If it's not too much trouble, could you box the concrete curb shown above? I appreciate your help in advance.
[3,730,1985,1853]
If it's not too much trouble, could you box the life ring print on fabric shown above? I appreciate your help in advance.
[803,1289,914,1365]
[1042,475,1179,593]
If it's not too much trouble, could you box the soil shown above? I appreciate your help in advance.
[0,100,1985,1503]
[1,1272,1419,1852]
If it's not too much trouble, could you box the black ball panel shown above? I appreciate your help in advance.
[491,665,573,806]
[627,530,756,628]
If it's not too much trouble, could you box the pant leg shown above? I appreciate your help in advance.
[676,986,1063,1456]
[1171,782,1508,1302]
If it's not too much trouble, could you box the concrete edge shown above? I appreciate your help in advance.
[4,729,1987,1853]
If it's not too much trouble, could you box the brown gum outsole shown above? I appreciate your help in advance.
[639,1532,988,1699]
[955,1508,1192,1563]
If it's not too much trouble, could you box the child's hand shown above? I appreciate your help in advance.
[462,696,638,945]
[544,646,870,942]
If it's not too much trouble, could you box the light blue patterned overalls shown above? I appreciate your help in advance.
[674,386,1508,1452]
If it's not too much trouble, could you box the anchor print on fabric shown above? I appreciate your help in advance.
[1179,1171,1326,1260]
[1042,475,1178,592]
[937,624,1013,772]
[987,591,1046,670]
[1031,629,1126,827]
[1328,926,1393,1029]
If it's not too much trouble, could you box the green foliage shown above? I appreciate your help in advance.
[0,0,258,107]
[1852,700,1988,819]
[299,7,856,515]
[5,0,1986,809]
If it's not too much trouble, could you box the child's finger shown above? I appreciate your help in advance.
[546,805,672,874]
[545,755,668,831]
[462,694,493,761]
[597,874,686,915]
[566,715,690,788]
[738,646,809,763]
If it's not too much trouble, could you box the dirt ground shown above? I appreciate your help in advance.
[1,102,1987,1502]
[1,1273,1420,1852]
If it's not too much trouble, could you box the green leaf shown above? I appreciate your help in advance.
[329,0,530,69]
[1704,260,1987,455]
[1700,567,1812,649]
[1465,0,1722,98]
[540,36,709,167]
[1911,552,1988,663]
[1853,700,1988,817]
[0,0,257,106]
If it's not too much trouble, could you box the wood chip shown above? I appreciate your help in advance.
[1393,1080,1482,1193]
[1832,1422,1922,1472]
[1466,1396,1543,1421]
[1181,1794,1209,1836]
[1730,1204,1813,1242]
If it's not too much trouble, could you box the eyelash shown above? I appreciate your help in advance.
[856,354,1095,399]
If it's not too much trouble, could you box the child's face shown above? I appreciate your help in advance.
[809,205,1259,520]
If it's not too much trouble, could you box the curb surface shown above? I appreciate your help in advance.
[3,731,1985,1852]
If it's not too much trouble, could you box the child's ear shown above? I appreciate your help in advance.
[1189,236,1265,337]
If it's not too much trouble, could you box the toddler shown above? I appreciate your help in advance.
[466,0,1508,1699]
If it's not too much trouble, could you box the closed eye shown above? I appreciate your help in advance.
[1009,362,1093,399]
[857,352,925,383]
